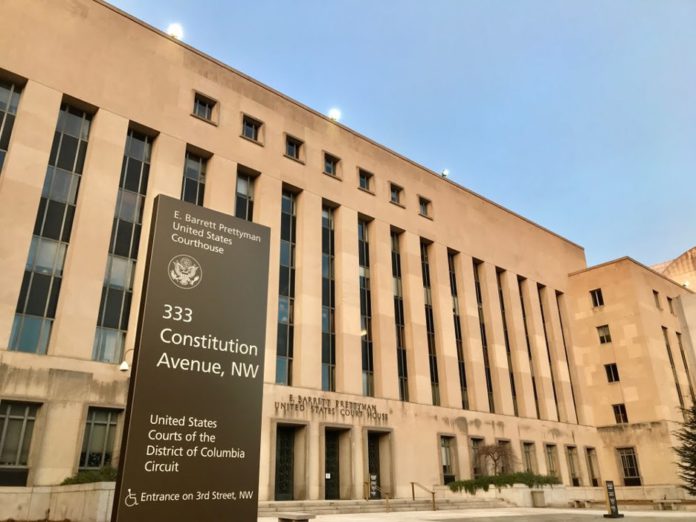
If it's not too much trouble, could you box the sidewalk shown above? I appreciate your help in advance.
[258,507,695,522]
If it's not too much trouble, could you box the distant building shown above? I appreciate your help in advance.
[0,0,694,505]
[653,246,696,290]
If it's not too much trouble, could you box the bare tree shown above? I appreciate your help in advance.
[477,443,517,476]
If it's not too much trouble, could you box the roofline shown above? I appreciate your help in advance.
[569,256,695,293]
[94,0,584,252]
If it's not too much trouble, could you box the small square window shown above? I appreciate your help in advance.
[285,135,303,161]
[605,363,620,383]
[358,168,373,192]
[193,93,216,122]
[597,324,612,344]
[390,183,403,205]
[419,196,431,217]
[590,288,604,308]
[653,290,661,309]
[612,403,628,424]
[242,115,262,143]
[324,152,339,176]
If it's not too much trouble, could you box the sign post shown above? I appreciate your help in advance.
[603,480,624,518]
[112,195,270,522]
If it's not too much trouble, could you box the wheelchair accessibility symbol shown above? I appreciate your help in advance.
[124,489,139,507]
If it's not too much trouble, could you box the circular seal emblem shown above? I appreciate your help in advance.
[168,254,202,289]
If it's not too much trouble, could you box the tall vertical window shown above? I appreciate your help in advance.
[421,241,440,406]
[235,171,254,221]
[617,447,641,486]
[496,269,518,416]
[322,206,336,392]
[359,219,374,396]
[448,252,469,409]
[0,401,38,486]
[79,408,119,469]
[612,403,628,424]
[662,327,684,409]
[181,151,206,206]
[537,284,561,421]
[440,436,456,484]
[470,437,484,478]
[473,260,495,413]
[653,290,661,309]
[556,291,579,421]
[590,288,604,308]
[93,130,151,363]
[597,324,612,344]
[10,105,91,354]
[522,442,537,473]
[518,277,541,418]
[544,444,559,478]
[0,80,22,173]
[566,446,581,486]
[585,447,601,486]
[276,191,296,385]
[392,231,409,401]
[676,332,696,403]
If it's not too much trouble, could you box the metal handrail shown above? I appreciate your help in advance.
[410,481,436,511]
[363,482,391,512]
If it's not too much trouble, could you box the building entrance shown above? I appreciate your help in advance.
[325,429,340,500]
[275,425,295,500]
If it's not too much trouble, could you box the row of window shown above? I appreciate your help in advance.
[590,286,677,315]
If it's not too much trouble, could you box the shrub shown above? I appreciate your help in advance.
[448,471,561,495]
[61,467,118,485]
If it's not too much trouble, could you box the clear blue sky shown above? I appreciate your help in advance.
[110,0,696,267]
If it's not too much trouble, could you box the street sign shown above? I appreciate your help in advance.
[603,480,624,519]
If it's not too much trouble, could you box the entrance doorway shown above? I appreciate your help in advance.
[325,429,340,499]
[366,430,392,500]
[274,424,307,501]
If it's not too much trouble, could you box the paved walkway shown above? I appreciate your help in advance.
[258,507,695,522]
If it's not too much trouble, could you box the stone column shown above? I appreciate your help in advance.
[204,155,236,214]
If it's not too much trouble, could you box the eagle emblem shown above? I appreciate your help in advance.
[168,255,202,289]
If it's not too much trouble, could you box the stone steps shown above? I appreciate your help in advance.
[258,497,508,516]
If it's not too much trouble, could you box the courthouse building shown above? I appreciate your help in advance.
[0,0,695,503]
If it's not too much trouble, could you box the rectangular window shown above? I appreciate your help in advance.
[617,447,641,486]
[235,170,255,222]
[605,363,620,383]
[359,219,374,396]
[0,79,22,173]
[612,403,628,424]
[392,231,409,401]
[597,324,612,344]
[93,129,152,363]
[544,444,559,478]
[323,152,339,176]
[285,135,303,161]
[538,284,561,421]
[181,151,206,206]
[390,183,402,205]
[653,290,661,309]
[241,115,262,142]
[518,277,541,419]
[497,269,518,416]
[590,288,604,308]
[522,442,537,473]
[79,408,119,469]
[667,296,674,314]
[322,206,336,391]
[418,196,431,217]
[193,93,215,122]
[474,260,495,413]
[448,252,469,409]
[662,326,684,409]
[676,332,696,403]
[276,191,297,385]
[470,437,484,478]
[421,241,440,406]
[497,440,512,474]
[585,447,601,486]
[358,168,373,192]
[566,446,581,486]
[10,105,91,354]
[440,436,456,484]
[0,401,38,486]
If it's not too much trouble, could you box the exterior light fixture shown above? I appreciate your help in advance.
[119,349,135,372]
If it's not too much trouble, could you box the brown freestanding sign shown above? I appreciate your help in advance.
[112,195,270,522]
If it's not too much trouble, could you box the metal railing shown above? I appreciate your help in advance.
[410,481,436,511]
[363,482,391,511]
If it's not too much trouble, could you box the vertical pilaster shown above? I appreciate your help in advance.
[204,155,235,214]
[0,81,61,349]
[51,109,128,359]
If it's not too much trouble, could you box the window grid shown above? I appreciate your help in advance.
[518,277,541,418]
[537,284,561,421]
[676,332,696,403]
[193,94,214,121]
[613,403,628,424]
[440,436,455,484]
[323,153,339,176]
[0,401,38,467]
[605,363,620,383]
[276,191,296,385]
[545,444,559,478]
[522,442,536,473]
[617,447,641,486]
[586,447,601,486]
[597,324,612,344]
[321,206,336,392]
[10,105,91,354]
[181,151,206,206]
[358,169,372,191]
[0,80,22,173]
[93,130,151,363]
[285,136,302,160]
[470,437,484,478]
[662,327,684,409]
[419,197,430,217]
[448,253,469,409]
[496,270,518,416]
[590,288,604,308]
[392,231,409,401]
[242,115,261,142]
[235,172,254,222]
[421,242,440,406]
[566,446,581,486]
[359,219,374,396]
[79,408,119,469]
[473,261,495,413]
[390,184,402,205]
